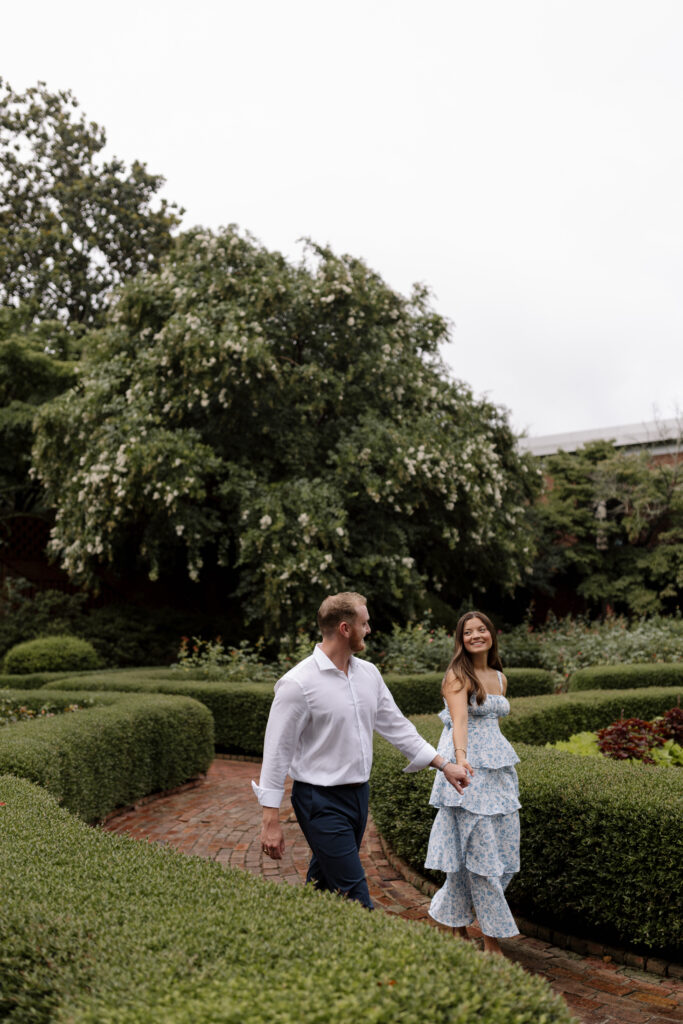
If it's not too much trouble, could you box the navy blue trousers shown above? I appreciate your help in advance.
[290,780,373,909]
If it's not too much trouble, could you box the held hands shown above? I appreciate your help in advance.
[443,760,474,795]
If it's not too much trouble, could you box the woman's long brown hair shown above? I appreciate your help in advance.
[442,611,503,705]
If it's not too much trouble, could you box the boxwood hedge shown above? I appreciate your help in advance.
[3,634,102,674]
[43,674,273,754]
[499,687,683,745]
[0,688,213,821]
[370,695,683,954]
[0,671,83,690]
[43,667,555,754]
[384,668,554,710]
[0,775,573,1024]
[569,662,683,691]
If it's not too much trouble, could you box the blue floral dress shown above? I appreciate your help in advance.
[425,671,520,937]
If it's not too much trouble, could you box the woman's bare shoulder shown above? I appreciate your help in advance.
[442,668,467,693]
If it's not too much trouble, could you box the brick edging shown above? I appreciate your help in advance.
[377,833,683,979]
[214,752,263,763]
[98,775,206,825]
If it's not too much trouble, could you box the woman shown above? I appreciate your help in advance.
[425,611,520,954]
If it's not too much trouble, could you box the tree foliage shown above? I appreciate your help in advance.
[532,440,683,616]
[0,310,75,518]
[33,227,540,631]
[0,79,182,331]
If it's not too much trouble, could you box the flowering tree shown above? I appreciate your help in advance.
[33,227,539,630]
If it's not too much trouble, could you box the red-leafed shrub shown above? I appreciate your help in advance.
[653,705,683,744]
[597,717,664,764]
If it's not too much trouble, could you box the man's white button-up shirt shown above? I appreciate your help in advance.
[252,645,438,808]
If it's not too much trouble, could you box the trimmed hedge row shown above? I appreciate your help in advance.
[502,668,555,697]
[43,674,273,754]
[0,774,573,1024]
[569,662,683,691]
[384,668,554,709]
[498,687,683,746]
[0,688,213,821]
[370,698,683,954]
[0,670,87,689]
[43,667,555,754]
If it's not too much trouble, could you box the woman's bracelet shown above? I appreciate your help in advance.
[454,746,467,753]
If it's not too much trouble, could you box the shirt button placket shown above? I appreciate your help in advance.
[347,673,368,776]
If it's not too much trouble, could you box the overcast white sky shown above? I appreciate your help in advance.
[3,0,682,438]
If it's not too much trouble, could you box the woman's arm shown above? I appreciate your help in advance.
[443,671,473,776]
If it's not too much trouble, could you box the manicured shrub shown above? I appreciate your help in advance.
[3,634,102,674]
[43,668,554,754]
[0,671,78,689]
[370,721,683,953]
[503,668,554,697]
[0,775,573,1024]
[509,745,683,953]
[569,662,683,691]
[0,688,213,821]
[383,673,444,715]
[499,687,683,745]
[43,673,273,754]
[384,668,553,712]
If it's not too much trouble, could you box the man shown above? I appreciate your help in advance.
[253,591,472,909]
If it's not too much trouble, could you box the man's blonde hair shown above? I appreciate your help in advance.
[317,592,367,635]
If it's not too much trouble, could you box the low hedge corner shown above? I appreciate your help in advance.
[0,688,213,821]
[0,774,573,1024]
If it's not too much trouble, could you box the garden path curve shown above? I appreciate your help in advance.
[103,759,683,1024]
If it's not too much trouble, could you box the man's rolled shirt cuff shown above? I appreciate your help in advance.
[402,741,438,773]
[251,780,284,807]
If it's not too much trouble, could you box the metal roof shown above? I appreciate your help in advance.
[518,418,682,457]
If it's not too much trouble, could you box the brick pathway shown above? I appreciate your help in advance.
[103,760,683,1024]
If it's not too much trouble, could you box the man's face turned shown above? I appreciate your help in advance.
[348,605,370,653]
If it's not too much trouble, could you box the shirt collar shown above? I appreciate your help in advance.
[313,644,355,675]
